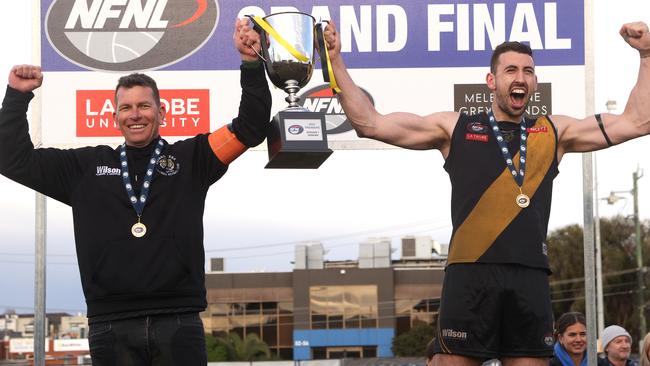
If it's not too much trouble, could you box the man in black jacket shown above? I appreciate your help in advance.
[0,18,271,365]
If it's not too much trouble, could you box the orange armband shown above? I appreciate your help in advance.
[208,125,247,165]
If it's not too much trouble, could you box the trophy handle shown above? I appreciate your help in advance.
[315,20,340,94]
[315,21,330,84]
[245,15,272,67]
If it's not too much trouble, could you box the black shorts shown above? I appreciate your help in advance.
[433,263,554,360]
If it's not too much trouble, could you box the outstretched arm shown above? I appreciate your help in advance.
[0,65,87,204]
[324,21,457,155]
[208,18,272,165]
[554,21,650,161]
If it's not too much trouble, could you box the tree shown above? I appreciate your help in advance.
[205,334,229,362]
[547,223,586,315]
[210,332,271,361]
[391,323,435,357]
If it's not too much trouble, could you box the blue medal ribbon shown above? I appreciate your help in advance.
[119,139,165,232]
[487,111,530,207]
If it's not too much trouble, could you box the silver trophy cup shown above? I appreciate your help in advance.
[249,12,333,169]
[260,12,315,110]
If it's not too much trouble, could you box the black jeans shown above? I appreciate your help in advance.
[88,312,207,366]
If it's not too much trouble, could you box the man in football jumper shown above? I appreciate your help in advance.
[323,21,650,366]
[0,18,271,365]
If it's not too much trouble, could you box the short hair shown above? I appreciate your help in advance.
[114,73,161,107]
[555,312,586,339]
[490,41,534,74]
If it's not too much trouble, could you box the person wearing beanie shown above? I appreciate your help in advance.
[598,325,637,366]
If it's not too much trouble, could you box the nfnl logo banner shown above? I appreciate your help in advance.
[42,0,584,72]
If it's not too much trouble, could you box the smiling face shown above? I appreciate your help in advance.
[486,50,538,121]
[558,322,587,356]
[114,85,165,147]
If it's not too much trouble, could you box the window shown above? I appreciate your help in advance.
[204,288,294,358]
[309,286,378,329]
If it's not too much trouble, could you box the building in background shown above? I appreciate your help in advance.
[0,313,89,363]
[201,236,447,360]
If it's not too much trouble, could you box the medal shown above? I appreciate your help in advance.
[516,193,530,208]
[131,221,147,238]
[487,111,530,208]
[120,139,165,237]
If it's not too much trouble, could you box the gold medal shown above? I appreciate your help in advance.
[121,140,164,239]
[516,193,530,208]
[131,222,147,238]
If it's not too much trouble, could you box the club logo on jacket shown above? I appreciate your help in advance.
[156,155,180,176]
[96,166,121,176]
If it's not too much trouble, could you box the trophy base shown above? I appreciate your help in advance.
[265,110,333,169]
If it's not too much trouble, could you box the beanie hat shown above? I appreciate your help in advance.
[601,325,632,351]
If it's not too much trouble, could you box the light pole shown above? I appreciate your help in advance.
[605,168,645,349]
[594,100,618,339]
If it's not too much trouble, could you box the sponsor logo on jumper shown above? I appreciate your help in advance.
[288,125,304,135]
[76,89,210,137]
[45,0,219,71]
[467,122,487,134]
[96,166,121,176]
[542,242,548,256]
[299,85,374,135]
[465,133,488,142]
[441,328,468,340]
[156,155,180,176]
[527,126,549,133]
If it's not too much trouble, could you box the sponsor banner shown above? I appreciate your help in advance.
[40,71,238,147]
[9,338,50,353]
[38,1,586,149]
[42,0,584,72]
[39,67,584,148]
[76,89,210,137]
[454,83,552,118]
[53,338,90,352]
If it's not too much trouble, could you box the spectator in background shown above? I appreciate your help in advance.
[598,325,637,366]
[550,312,587,366]
[640,332,650,366]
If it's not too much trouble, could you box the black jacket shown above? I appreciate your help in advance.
[597,357,638,366]
[0,64,271,318]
